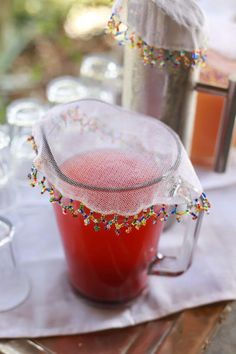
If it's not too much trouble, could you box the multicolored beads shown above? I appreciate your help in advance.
[28,164,211,235]
[107,14,207,69]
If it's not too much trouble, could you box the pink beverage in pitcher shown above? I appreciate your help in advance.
[53,149,163,303]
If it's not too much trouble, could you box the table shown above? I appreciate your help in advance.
[0,301,234,354]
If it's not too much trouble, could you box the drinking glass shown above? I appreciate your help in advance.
[80,54,123,89]
[0,130,10,186]
[0,216,30,311]
[0,129,15,210]
[7,98,46,181]
[47,76,88,104]
[46,76,116,105]
[80,54,123,104]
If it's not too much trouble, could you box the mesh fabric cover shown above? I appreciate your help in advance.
[112,0,206,52]
[33,100,202,216]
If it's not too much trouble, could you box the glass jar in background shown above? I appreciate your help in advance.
[6,98,46,181]
[191,50,236,169]
[46,76,116,105]
[79,54,123,104]
[80,54,122,84]
[46,76,87,104]
[0,129,10,186]
[0,129,16,210]
[0,216,30,311]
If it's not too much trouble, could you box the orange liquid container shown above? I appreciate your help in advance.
[191,50,236,168]
[191,93,225,168]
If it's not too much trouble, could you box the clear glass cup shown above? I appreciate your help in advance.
[7,98,46,181]
[0,129,16,210]
[80,54,123,89]
[80,54,123,104]
[46,76,88,104]
[0,216,30,311]
[46,76,116,105]
[0,130,10,185]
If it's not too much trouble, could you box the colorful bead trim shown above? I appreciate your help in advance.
[28,163,211,235]
[27,135,38,154]
[107,14,207,68]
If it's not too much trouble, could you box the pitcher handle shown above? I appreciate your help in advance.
[148,209,204,277]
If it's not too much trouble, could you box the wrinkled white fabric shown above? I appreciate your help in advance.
[112,0,207,51]
[151,0,205,29]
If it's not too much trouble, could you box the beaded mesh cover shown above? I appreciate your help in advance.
[108,0,207,67]
[30,100,207,219]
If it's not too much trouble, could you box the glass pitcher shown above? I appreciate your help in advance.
[29,100,210,305]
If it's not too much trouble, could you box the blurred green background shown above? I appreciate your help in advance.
[0,0,114,123]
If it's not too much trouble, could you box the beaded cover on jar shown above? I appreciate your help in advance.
[108,0,207,68]
[28,100,210,234]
